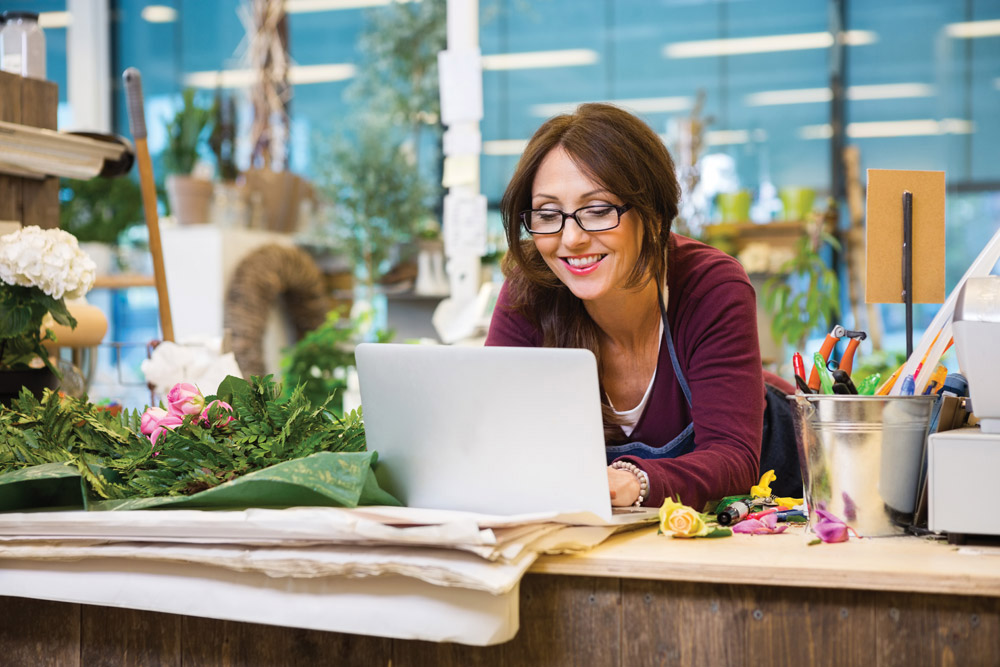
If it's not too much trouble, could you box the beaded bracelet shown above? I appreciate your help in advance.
[610,460,649,507]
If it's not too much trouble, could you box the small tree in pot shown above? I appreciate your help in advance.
[162,88,215,224]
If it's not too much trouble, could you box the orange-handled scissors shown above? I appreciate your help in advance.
[807,325,868,391]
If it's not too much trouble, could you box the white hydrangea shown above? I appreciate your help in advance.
[0,226,97,300]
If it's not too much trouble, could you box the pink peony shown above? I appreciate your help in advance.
[147,410,184,448]
[166,382,205,416]
[200,399,234,426]
[140,407,168,435]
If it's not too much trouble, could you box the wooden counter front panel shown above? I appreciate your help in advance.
[2,575,999,666]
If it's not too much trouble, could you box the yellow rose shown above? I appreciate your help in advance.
[658,498,709,538]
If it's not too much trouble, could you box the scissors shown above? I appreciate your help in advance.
[808,325,867,392]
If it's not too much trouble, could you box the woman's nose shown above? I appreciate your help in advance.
[560,217,590,248]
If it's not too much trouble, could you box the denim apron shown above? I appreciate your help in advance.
[602,292,803,496]
[604,293,696,464]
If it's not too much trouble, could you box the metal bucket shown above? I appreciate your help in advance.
[788,394,936,537]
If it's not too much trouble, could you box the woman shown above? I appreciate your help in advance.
[485,103,798,510]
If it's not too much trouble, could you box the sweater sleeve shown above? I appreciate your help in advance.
[620,279,765,511]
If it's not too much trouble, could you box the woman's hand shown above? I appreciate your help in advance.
[608,466,641,506]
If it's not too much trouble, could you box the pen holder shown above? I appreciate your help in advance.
[787,394,935,537]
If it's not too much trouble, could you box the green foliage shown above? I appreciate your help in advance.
[0,284,75,373]
[59,177,143,245]
[162,88,215,176]
[0,375,368,500]
[348,0,446,153]
[763,230,842,352]
[318,118,430,285]
[281,309,392,412]
[314,0,446,284]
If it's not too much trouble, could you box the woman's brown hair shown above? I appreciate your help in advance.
[498,103,681,442]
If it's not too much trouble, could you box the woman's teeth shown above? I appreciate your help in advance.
[565,254,605,268]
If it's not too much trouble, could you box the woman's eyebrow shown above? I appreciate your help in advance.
[532,189,611,201]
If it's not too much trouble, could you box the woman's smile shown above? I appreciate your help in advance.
[562,253,607,273]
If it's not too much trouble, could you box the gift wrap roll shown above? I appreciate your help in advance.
[41,302,109,349]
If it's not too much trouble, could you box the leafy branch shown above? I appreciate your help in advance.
[0,375,367,500]
[763,219,841,352]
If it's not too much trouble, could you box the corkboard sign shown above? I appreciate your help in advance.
[865,169,945,304]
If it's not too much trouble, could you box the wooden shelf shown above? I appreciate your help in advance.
[93,274,155,289]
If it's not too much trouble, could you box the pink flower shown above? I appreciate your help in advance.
[200,400,234,426]
[166,382,205,416]
[814,508,856,543]
[148,410,184,448]
[140,407,168,435]
[731,513,788,535]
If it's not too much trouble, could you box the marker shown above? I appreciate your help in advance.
[900,374,915,396]
[792,353,807,389]
[814,353,834,394]
[856,373,881,395]
[776,509,807,522]
[717,500,751,526]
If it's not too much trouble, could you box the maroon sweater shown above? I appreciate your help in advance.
[485,234,766,510]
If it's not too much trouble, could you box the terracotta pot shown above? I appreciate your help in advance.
[0,367,59,407]
[166,174,215,225]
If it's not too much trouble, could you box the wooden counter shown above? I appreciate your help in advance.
[2,526,999,666]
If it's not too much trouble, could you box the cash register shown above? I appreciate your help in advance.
[927,276,1000,540]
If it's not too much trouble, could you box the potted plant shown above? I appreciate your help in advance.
[316,116,430,332]
[762,207,841,354]
[0,227,96,404]
[162,88,215,224]
[59,176,143,274]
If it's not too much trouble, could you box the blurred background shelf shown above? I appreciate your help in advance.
[93,274,155,289]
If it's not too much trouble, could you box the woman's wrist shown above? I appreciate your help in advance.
[610,460,649,506]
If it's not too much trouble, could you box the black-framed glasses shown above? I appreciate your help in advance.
[519,204,632,235]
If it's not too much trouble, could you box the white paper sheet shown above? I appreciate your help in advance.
[0,558,518,645]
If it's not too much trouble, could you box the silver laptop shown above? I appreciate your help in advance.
[355,343,650,523]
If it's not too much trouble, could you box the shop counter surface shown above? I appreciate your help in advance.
[531,524,1000,597]
[2,525,999,665]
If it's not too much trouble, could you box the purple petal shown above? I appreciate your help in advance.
[814,521,849,543]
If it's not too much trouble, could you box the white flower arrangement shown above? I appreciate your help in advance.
[0,226,96,300]
[0,226,97,374]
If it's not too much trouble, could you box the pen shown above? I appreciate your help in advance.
[900,374,915,396]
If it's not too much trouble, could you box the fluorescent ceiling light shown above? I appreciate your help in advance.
[285,0,417,12]
[945,19,1000,38]
[141,5,178,23]
[799,118,974,140]
[663,30,876,58]
[38,11,71,28]
[530,96,691,117]
[705,129,750,146]
[483,139,528,156]
[848,83,935,100]
[746,88,831,106]
[185,63,356,88]
[481,49,598,70]
[746,82,934,106]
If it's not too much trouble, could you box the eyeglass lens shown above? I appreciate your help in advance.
[526,205,622,234]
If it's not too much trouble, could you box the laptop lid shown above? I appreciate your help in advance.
[355,343,615,521]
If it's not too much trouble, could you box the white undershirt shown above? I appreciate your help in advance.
[608,317,665,437]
